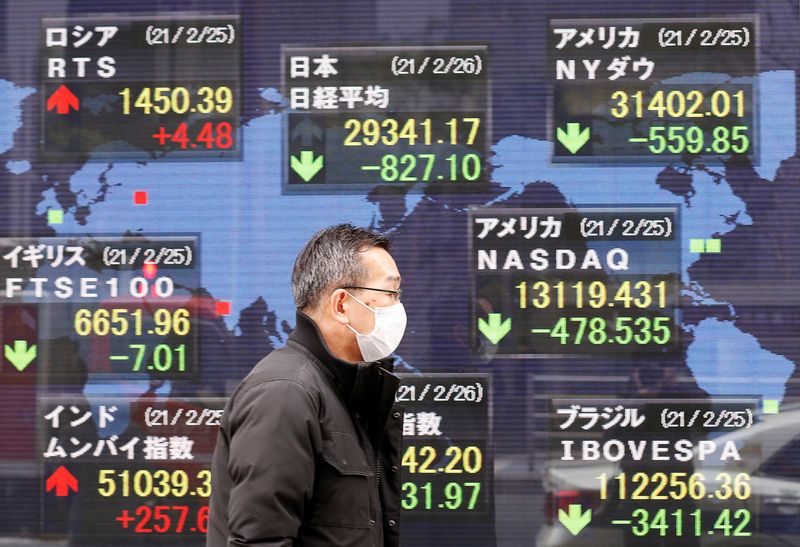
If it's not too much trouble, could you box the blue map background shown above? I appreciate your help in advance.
[13,68,795,403]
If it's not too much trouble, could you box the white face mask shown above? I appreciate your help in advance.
[345,291,407,361]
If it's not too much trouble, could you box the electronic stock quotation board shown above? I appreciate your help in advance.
[0,2,798,546]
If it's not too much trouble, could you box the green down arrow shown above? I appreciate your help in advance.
[556,123,590,154]
[4,340,36,372]
[558,504,592,536]
[290,151,324,182]
[477,313,511,344]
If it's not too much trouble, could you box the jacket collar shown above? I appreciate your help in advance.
[290,310,356,395]
[289,310,396,407]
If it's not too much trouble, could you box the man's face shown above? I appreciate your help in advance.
[345,246,402,340]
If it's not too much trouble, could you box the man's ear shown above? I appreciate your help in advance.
[329,288,350,325]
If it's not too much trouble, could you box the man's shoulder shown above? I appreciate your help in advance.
[220,346,328,435]
[234,344,324,399]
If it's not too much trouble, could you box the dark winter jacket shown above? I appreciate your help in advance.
[207,311,403,547]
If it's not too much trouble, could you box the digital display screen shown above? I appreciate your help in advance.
[0,0,798,546]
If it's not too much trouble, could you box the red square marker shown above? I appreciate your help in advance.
[133,191,148,205]
[215,300,231,316]
[142,262,158,279]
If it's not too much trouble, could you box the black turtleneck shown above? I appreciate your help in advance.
[289,311,358,398]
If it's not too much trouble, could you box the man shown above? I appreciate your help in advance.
[207,224,405,547]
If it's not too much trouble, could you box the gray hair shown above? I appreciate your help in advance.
[292,224,391,311]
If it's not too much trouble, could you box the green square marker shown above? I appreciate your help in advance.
[689,239,705,253]
[705,239,721,253]
[47,209,63,224]
[763,399,780,415]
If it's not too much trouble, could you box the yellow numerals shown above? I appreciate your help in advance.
[98,469,211,498]
[402,445,483,474]
[74,308,190,337]
[598,472,751,501]
[611,89,745,119]
[119,86,233,115]
[343,117,480,146]
[516,280,668,309]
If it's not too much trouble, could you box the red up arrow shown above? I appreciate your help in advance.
[45,465,78,496]
[47,85,79,114]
